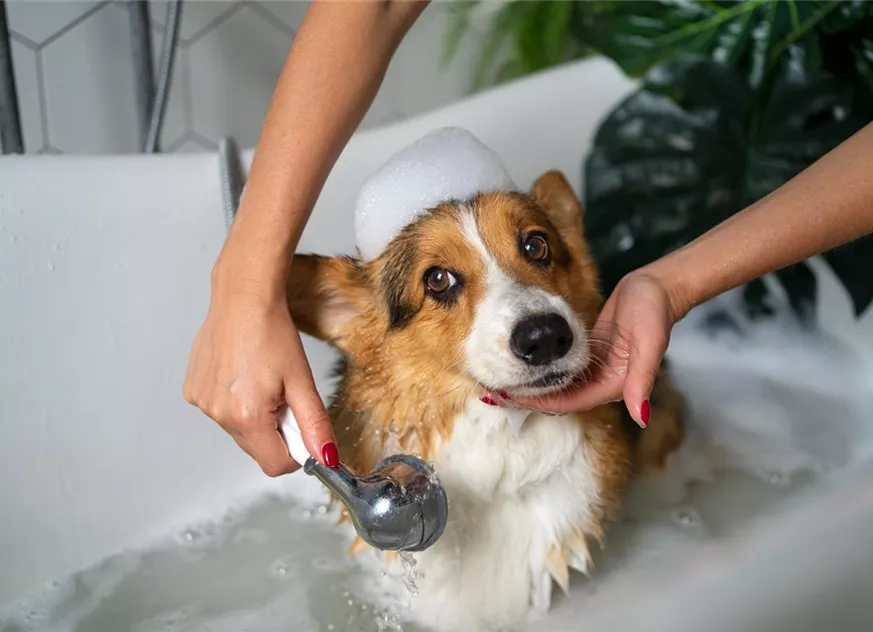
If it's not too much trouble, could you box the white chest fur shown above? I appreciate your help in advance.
[407,399,604,630]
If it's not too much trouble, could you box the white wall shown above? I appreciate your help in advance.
[3,0,486,154]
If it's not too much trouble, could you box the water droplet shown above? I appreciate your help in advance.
[343,591,350,598]
[302,509,312,519]
[769,472,782,485]
[183,531,195,542]
[317,504,328,515]
[270,560,291,578]
[673,507,700,527]
[347,599,354,607]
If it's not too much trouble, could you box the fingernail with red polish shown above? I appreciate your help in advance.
[480,395,498,406]
[322,442,340,468]
[640,399,650,428]
[497,390,510,400]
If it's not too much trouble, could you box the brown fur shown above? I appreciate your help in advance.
[287,170,685,553]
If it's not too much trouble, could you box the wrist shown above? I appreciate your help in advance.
[210,192,302,302]
[211,232,291,307]
[635,254,697,323]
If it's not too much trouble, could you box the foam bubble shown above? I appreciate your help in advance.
[354,127,516,260]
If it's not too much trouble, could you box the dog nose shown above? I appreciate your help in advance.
[510,313,573,366]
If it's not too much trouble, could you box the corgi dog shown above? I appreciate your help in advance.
[287,170,685,630]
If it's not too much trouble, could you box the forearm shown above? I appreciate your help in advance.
[214,0,429,297]
[648,122,873,319]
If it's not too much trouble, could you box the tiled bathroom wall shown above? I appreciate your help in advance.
[4,0,486,154]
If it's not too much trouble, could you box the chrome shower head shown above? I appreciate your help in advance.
[281,407,448,552]
[303,454,448,552]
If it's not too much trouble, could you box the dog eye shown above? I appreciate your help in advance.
[522,233,550,264]
[424,267,457,294]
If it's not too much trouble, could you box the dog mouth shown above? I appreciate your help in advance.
[523,371,573,389]
[481,370,580,397]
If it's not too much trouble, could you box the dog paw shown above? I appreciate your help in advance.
[533,527,597,610]
[564,527,595,578]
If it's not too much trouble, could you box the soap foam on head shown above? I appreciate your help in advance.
[354,127,517,261]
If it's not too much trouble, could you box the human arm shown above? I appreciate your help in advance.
[184,1,430,475]
[511,121,873,424]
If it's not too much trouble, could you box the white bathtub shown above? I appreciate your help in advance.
[2,58,873,631]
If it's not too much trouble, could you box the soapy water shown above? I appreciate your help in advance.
[2,297,873,631]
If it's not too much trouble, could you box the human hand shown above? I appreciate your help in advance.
[183,273,338,476]
[510,270,685,427]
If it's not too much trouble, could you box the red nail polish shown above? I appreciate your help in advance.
[322,442,339,468]
[497,390,510,400]
[480,395,498,406]
[640,400,650,427]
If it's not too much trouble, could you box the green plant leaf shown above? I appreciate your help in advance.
[514,2,557,74]
[442,0,480,68]
[472,2,527,90]
[819,0,872,33]
[570,0,723,77]
[584,56,873,322]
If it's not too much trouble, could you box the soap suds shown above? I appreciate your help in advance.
[354,127,516,260]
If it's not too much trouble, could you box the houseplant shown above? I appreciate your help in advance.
[445,0,873,325]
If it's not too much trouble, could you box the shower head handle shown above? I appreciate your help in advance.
[279,407,448,553]
[303,454,448,552]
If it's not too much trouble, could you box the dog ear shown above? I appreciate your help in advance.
[531,170,603,312]
[530,170,587,252]
[287,254,372,351]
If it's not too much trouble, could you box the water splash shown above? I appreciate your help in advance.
[399,553,423,597]
[374,603,405,632]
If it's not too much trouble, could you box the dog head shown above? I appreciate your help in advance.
[289,171,602,404]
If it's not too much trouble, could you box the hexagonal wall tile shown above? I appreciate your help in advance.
[188,5,292,147]
[253,0,308,34]
[168,133,214,153]
[149,0,240,43]
[5,0,103,46]
[8,39,44,153]
[41,3,139,153]
[149,23,190,150]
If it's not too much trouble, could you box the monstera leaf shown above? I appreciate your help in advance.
[570,0,871,88]
[584,56,873,323]
[569,0,755,78]
[445,1,873,94]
